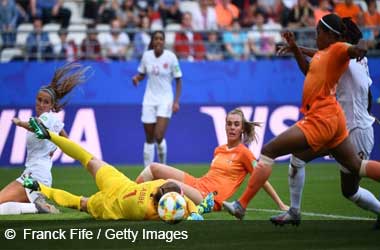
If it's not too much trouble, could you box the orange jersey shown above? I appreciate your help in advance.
[334,3,361,23]
[301,42,350,115]
[185,144,255,210]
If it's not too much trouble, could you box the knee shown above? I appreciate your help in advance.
[341,185,358,199]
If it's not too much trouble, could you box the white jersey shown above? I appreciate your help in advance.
[23,111,64,185]
[138,49,182,106]
[336,57,375,131]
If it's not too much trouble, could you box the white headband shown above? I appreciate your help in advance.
[320,17,341,35]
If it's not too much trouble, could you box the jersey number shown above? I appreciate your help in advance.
[123,190,137,199]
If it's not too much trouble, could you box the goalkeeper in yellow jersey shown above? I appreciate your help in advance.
[23,118,211,220]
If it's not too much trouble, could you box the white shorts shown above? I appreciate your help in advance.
[141,103,173,123]
[339,126,374,174]
[16,168,53,202]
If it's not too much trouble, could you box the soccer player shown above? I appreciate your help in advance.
[0,63,89,215]
[24,118,205,220]
[132,30,182,167]
[270,17,380,225]
[223,13,380,220]
[135,108,289,211]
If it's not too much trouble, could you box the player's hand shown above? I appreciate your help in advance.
[355,39,367,61]
[132,76,139,86]
[12,117,21,126]
[172,102,180,113]
[197,192,215,214]
[187,212,204,221]
[282,31,297,49]
[276,44,291,56]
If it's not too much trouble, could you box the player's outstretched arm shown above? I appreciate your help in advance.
[348,39,367,61]
[282,31,310,75]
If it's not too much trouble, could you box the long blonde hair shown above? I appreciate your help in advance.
[227,108,261,145]
[40,62,90,112]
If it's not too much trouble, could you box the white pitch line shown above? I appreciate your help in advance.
[247,208,374,221]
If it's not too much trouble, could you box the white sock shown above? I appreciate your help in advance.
[156,139,167,164]
[0,202,38,215]
[143,142,155,167]
[349,187,380,214]
[288,155,306,211]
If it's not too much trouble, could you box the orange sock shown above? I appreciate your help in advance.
[360,160,380,181]
[239,161,273,208]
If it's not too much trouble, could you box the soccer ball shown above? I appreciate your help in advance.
[158,192,187,223]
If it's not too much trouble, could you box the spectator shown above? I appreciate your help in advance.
[97,0,121,24]
[81,23,102,60]
[102,19,130,60]
[0,0,18,48]
[30,0,71,28]
[334,0,362,23]
[53,29,77,61]
[270,0,291,27]
[192,0,218,31]
[222,18,249,60]
[215,0,240,28]
[174,12,206,61]
[25,17,53,61]
[132,16,151,60]
[158,0,182,27]
[364,0,380,38]
[117,0,139,28]
[248,10,280,58]
[287,0,314,28]
[205,30,224,60]
[313,0,332,24]
[239,4,257,28]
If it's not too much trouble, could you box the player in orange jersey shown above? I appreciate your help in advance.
[223,13,380,220]
[135,108,289,212]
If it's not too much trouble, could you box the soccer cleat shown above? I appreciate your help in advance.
[34,194,60,214]
[23,176,40,191]
[197,192,215,214]
[28,117,50,139]
[223,200,246,220]
[270,207,301,226]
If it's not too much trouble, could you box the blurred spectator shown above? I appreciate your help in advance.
[223,18,249,60]
[270,0,290,27]
[53,29,77,61]
[117,0,139,27]
[248,10,279,57]
[25,17,53,60]
[81,23,102,60]
[158,0,182,27]
[97,0,121,24]
[30,0,71,28]
[364,0,380,38]
[205,30,224,60]
[313,0,332,24]
[287,0,314,28]
[192,0,218,31]
[15,0,29,25]
[239,4,257,28]
[132,16,151,59]
[174,12,206,61]
[334,0,361,23]
[215,0,240,28]
[0,0,18,48]
[83,0,101,21]
[102,19,130,60]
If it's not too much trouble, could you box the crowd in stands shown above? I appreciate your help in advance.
[0,0,380,62]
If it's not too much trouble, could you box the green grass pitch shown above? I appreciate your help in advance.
[0,163,379,250]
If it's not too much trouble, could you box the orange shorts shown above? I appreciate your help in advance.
[296,106,348,152]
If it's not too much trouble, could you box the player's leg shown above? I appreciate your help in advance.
[155,102,172,164]
[136,162,185,183]
[142,105,157,167]
[0,202,38,215]
[23,179,82,211]
[166,178,204,204]
[224,125,310,219]
[0,181,29,203]
[155,117,170,164]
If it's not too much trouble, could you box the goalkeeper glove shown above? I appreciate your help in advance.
[197,192,215,214]
[187,212,204,221]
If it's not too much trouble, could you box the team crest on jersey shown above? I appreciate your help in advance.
[163,63,168,69]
